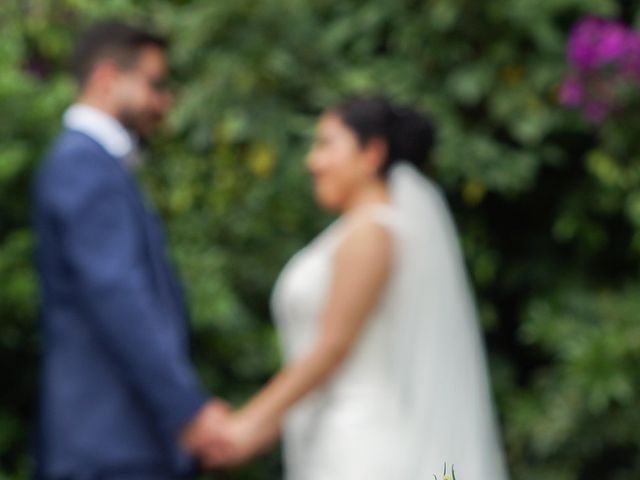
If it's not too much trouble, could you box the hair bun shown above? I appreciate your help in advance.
[330,95,435,177]
[387,103,435,170]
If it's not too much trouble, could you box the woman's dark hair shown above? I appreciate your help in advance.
[71,20,168,87]
[328,96,435,177]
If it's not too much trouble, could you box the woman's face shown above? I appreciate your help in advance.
[306,112,377,211]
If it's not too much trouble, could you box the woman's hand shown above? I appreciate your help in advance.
[200,408,280,470]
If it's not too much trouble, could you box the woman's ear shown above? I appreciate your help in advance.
[362,137,388,176]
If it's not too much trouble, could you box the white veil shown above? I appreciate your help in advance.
[386,163,509,480]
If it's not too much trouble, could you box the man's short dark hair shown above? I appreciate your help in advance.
[71,20,168,86]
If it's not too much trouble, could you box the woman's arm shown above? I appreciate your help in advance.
[206,220,393,466]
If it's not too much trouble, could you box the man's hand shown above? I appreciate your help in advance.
[179,399,234,464]
[180,400,279,470]
[198,408,281,470]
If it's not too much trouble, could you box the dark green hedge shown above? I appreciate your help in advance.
[1,1,639,479]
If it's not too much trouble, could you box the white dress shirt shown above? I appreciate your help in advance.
[63,103,141,168]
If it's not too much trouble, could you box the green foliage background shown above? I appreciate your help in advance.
[1,0,640,479]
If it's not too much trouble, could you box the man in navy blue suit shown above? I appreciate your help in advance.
[33,21,227,479]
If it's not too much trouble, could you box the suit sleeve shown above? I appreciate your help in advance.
[51,157,207,439]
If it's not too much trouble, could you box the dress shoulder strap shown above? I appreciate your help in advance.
[345,203,401,230]
[322,203,401,254]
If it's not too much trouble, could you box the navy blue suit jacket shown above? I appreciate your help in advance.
[33,130,207,479]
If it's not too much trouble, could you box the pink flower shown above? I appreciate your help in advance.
[595,25,628,65]
[583,101,610,124]
[567,17,630,71]
[621,32,640,76]
[561,16,640,123]
[559,76,584,106]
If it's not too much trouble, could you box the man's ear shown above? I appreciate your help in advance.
[87,60,121,94]
[363,137,388,175]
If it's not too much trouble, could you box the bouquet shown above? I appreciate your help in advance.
[435,463,456,480]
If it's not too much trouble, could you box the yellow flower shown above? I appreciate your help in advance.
[248,143,276,177]
[462,178,486,205]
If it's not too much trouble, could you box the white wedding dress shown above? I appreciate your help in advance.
[271,164,509,480]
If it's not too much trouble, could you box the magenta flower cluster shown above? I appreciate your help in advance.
[559,16,640,123]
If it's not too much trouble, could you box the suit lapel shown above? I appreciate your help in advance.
[81,135,189,344]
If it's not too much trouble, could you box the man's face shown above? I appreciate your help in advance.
[112,45,172,137]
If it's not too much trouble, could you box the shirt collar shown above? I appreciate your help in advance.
[63,103,141,168]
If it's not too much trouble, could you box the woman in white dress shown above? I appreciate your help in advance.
[200,96,509,479]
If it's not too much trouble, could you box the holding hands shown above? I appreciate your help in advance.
[181,399,280,470]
